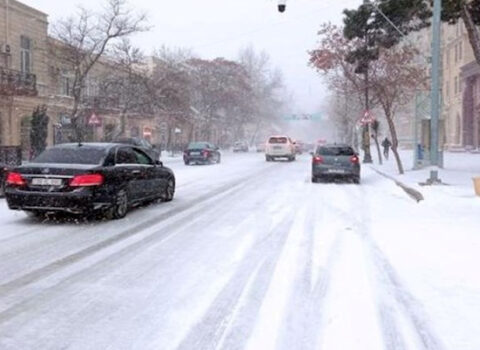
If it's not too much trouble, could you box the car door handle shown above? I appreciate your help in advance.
[132,170,141,175]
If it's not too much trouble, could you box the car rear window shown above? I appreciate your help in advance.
[32,147,108,165]
[188,142,208,149]
[317,146,354,156]
[268,137,287,144]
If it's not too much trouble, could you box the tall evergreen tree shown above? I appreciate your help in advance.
[343,0,480,67]
[30,105,49,159]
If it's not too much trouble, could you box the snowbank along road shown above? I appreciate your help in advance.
[0,152,479,350]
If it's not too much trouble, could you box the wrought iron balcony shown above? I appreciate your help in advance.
[0,67,37,96]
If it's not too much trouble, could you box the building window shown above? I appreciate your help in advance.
[459,42,463,60]
[20,36,32,73]
[60,70,74,97]
[83,77,99,98]
[454,76,459,95]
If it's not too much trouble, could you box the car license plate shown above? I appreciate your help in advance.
[190,152,200,156]
[31,178,63,186]
[328,169,345,174]
[273,146,282,150]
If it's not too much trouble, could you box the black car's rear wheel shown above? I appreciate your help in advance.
[24,210,45,219]
[105,189,128,220]
[161,178,175,202]
[184,159,190,165]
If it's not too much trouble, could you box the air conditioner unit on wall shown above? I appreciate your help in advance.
[0,44,11,55]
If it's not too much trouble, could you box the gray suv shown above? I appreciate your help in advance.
[311,144,360,184]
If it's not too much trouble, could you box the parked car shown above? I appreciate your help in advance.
[256,141,266,153]
[183,142,221,165]
[113,137,160,161]
[265,135,296,162]
[311,144,360,184]
[233,141,249,152]
[4,143,175,219]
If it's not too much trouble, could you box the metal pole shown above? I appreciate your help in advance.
[430,0,442,166]
[363,67,373,163]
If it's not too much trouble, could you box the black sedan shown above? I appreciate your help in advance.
[113,136,161,161]
[183,142,221,165]
[4,143,175,219]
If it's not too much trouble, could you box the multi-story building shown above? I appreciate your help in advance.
[0,0,48,153]
[441,20,472,149]
[1,0,162,158]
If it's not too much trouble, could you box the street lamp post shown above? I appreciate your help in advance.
[430,0,442,167]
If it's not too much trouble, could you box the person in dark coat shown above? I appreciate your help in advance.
[381,137,392,160]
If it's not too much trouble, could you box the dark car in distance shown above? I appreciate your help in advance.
[311,144,360,184]
[5,143,175,219]
[113,137,161,161]
[183,142,221,165]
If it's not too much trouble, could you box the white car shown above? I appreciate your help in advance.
[265,136,296,162]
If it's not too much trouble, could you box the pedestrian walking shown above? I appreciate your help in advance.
[381,137,392,160]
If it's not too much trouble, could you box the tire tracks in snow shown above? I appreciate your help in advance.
[275,194,343,350]
[175,212,297,350]
[0,165,275,316]
[345,180,445,350]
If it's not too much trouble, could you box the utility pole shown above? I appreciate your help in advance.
[430,0,441,166]
[428,0,442,183]
[362,4,373,164]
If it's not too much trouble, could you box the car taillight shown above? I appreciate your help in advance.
[69,173,104,187]
[6,172,26,186]
[350,155,360,164]
[202,150,210,157]
[312,156,324,164]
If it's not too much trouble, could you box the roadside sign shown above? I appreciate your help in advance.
[360,110,375,125]
[143,127,153,137]
[283,113,323,121]
[88,112,101,126]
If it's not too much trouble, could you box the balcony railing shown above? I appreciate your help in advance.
[0,67,37,96]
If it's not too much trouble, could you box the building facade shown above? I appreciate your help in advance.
[0,0,164,158]
[441,20,474,149]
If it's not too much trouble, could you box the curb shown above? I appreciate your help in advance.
[370,167,425,203]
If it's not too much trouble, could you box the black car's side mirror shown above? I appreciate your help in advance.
[155,160,163,166]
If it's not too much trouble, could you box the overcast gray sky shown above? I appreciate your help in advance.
[23,0,361,114]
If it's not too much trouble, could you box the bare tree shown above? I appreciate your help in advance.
[309,24,427,172]
[369,45,428,174]
[238,46,285,145]
[51,0,149,141]
[95,39,152,139]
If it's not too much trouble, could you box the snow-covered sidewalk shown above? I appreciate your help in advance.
[373,149,480,200]
[367,150,480,350]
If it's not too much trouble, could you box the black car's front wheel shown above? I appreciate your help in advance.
[106,189,128,220]
[217,155,221,164]
[161,178,175,202]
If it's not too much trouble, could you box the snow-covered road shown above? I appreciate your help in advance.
[0,152,479,350]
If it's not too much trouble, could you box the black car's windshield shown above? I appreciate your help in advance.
[317,146,354,156]
[32,147,108,165]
